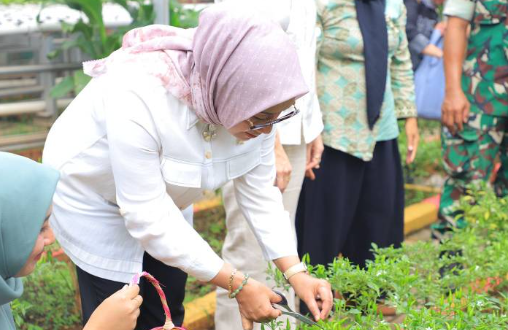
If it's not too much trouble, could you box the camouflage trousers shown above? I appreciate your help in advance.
[432,112,508,240]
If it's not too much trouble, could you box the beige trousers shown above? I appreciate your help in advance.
[215,143,307,330]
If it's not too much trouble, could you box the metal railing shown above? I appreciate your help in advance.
[0,62,81,116]
[0,60,82,151]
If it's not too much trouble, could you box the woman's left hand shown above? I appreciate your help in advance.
[289,272,333,321]
[275,141,292,193]
[405,117,419,164]
[305,135,324,180]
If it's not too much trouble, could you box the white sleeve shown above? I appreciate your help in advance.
[232,131,298,260]
[301,0,323,143]
[105,89,224,282]
[443,0,476,22]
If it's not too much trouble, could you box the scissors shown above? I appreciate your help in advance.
[272,290,324,329]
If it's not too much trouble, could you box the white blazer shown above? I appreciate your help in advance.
[43,73,297,283]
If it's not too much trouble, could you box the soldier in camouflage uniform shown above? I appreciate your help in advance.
[433,0,508,239]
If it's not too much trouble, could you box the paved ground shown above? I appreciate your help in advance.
[405,227,432,244]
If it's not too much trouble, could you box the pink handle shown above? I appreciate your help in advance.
[131,272,187,330]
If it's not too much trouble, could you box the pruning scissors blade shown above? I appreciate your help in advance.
[271,290,323,329]
[279,310,321,327]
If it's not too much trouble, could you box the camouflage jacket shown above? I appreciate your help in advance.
[444,0,508,116]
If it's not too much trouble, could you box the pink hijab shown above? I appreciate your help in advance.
[83,3,308,129]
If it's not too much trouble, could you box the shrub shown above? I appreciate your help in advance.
[268,184,508,329]
[11,252,80,330]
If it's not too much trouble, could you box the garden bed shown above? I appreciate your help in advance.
[10,120,451,330]
[12,188,443,330]
[263,185,508,329]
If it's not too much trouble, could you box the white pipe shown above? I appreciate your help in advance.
[0,98,72,117]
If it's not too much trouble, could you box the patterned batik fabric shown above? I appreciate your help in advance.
[433,113,508,240]
[316,0,416,161]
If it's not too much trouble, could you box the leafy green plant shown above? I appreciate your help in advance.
[10,299,34,329]
[45,0,202,98]
[170,0,201,29]
[398,119,444,184]
[184,202,225,302]
[46,0,203,98]
[405,188,435,205]
[266,185,508,329]
[12,253,80,330]
[46,0,155,98]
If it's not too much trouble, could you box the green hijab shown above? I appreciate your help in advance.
[0,152,59,329]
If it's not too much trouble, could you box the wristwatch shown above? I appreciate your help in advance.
[283,262,308,281]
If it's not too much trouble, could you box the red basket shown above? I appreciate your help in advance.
[131,272,187,330]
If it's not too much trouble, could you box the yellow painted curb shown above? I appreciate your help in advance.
[194,196,222,214]
[404,201,438,235]
[183,291,216,330]
[404,183,441,194]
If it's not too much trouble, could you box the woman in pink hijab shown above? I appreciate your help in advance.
[43,3,332,329]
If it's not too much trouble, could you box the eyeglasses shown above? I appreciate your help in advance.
[249,105,300,131]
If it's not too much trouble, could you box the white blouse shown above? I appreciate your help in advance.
[278,0,323,145]
[43,73,297,283]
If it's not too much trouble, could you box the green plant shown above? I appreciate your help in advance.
[10,299,34,329]
[405,188,435,205]
[398,119,444,184]
[266,185,508,329]
[184,203,226,302]
[46,0,155,98]
[46,0,202,98]
[170,0,201,29]
[11,252,80,330]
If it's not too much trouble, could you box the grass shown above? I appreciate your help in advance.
[405,188,436,206]
[0,117,47,136]
[185,200,226,303]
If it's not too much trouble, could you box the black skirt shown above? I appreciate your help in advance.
[295,139,404,268]
[77,252,187,330]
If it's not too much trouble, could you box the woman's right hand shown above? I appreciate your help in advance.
[84,285,143,330]
[442,89,470,134]
[422,44,443,58]
[235,277,282,330]
[435,21,447,35]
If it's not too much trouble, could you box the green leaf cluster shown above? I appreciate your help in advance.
[268,184,508,329]
[169,0,201,29]
[45,0,157,97]
[11,251,80,330]
[398,119,444,185]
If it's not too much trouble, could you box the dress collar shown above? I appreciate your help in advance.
[186,107,200,130]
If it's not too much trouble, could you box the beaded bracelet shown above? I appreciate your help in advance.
[229,273,250,299]
[228,269,238,298]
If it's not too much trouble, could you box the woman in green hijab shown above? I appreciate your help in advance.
[0,152,143,330]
